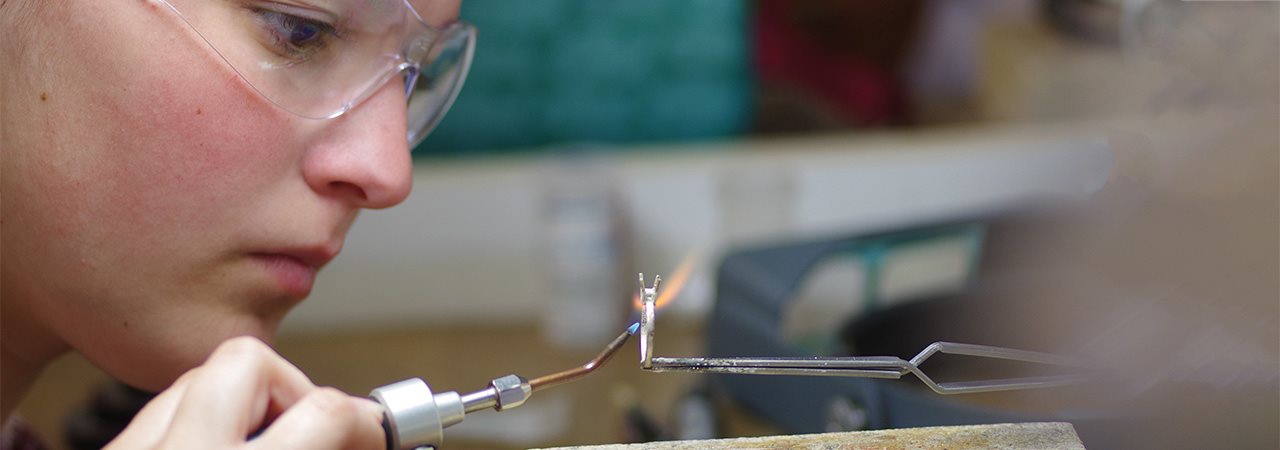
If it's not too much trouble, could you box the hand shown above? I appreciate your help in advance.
[106,336,385,450]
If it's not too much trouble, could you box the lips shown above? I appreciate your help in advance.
[250,246,339,297]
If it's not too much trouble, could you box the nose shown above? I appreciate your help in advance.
[300,79,414,209]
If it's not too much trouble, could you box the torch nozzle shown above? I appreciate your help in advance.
[528,325,636,392]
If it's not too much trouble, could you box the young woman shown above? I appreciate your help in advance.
[1,0,474,447]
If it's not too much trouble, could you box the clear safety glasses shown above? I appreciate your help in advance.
[156,0,475,148]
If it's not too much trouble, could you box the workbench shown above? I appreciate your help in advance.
[537,423,1084,450]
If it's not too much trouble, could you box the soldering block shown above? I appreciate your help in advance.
[534,422,1084,450]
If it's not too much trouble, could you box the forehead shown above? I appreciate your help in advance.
[349,0,458,26]
[348,0,457,31]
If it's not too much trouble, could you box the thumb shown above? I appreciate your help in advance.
[104,370,196,449]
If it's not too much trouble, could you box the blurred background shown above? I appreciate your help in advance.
[18,0,1277,448]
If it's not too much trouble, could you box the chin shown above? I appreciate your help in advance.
[92,314,283,393]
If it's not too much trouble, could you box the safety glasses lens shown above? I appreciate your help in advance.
[407,23,475,148]
[157,0,473,146]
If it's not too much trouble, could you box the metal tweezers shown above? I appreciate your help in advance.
[636,274,1090,395]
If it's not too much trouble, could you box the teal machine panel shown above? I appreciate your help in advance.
[416,0,753,156]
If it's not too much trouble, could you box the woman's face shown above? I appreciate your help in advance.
[1,0,458,390]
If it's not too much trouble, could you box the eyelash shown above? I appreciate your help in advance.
[251,5,341,63]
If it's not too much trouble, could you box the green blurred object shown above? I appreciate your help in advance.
[414,0,753,157]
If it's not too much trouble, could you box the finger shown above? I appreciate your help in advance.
[165,336,316,443]
[245,387,386,450]
[104,369,197,449]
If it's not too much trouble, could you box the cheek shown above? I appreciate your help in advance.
[49,0,302,216]
[22,2,305,270]
[94,65,298,223]
[11,0,315,389]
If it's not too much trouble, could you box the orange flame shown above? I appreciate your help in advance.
[634,252,698,311]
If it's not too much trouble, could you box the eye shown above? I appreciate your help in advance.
[252,6,340,61]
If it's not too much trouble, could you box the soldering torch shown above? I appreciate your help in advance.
[370,272,1088,449]
[369,323,639,450]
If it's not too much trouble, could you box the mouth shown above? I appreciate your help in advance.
[250,246,338,297]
